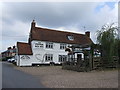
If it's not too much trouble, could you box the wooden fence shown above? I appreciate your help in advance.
[62,56,119,72]
[93,57,119,69]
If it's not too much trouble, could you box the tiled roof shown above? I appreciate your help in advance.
[17,42,33,55]
[30,27,93,45]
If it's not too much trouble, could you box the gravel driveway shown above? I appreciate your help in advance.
[14,66,118,88]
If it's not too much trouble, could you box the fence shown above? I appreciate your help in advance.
[93,56,119,69]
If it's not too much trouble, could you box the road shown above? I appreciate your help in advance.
[2,62,45,88]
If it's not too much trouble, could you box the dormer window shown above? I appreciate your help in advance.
[68,35,74,41]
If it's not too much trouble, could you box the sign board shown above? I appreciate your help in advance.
[34,42,43,48]
[21,55,30,60]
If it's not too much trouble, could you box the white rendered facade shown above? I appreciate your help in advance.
[16,40,75,66]
[31,40,68,65]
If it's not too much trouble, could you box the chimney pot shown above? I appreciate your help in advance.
[85,31,90,37]
[31,20,36,28]
[8,47,11,50]
[13,46,15,49]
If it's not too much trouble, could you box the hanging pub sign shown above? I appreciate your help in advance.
[74,48,82,52]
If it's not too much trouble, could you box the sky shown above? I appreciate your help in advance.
[0,0,119,52]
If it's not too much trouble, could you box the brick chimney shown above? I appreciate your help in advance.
[31,20,36,29]
[13,46,15,49]
[85,31,90,37]
[8,47,11,50]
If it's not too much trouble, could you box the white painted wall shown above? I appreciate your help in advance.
[31,40,68,64]
[19,55,33,66]
[15,55,19,66]
[16,55,33,66]
[16,40,79,66]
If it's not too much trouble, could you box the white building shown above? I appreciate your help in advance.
[16,20,93,66]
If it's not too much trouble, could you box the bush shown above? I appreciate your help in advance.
[2,57,7,61]
[2,56,13,61]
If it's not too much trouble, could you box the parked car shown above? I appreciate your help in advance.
[7,58,11,62]
[7,58,15,63]
[12,59,17,64]
[11,58,15,63]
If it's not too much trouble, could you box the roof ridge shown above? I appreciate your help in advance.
[17,42,29,44]
[35,27,85,36]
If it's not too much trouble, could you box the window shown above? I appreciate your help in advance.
[68,35,74,41]
[59,55,67,62]
[46,42,53,49]
[45,54,53,61]
[35,45,39,47]
[60,44,66,49]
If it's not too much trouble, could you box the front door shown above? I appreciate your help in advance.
[77,54,82,64]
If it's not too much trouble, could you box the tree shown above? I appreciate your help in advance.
[96,23,119,63]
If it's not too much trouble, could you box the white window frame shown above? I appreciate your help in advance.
[46,42,53,49]
[60,44,66,49]
[45,54,53,62]
[59,55,67,62]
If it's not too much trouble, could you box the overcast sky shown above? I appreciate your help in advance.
[0,0,118,52]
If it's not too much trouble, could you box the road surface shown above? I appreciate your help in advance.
[2,62,45,88]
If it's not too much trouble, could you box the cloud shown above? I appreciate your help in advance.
[1,20,30,51]
[0,0,119,2]
[2,2,98,27]
[2,20,30,41]
[1,2,118,52]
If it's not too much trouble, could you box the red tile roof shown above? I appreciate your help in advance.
[17,42,33,55]
[30,27,93,45]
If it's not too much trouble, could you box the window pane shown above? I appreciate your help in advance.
[45,54,53,61]
[60,44,66,49]
[59,55,67,62]
[46,42,53,49]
